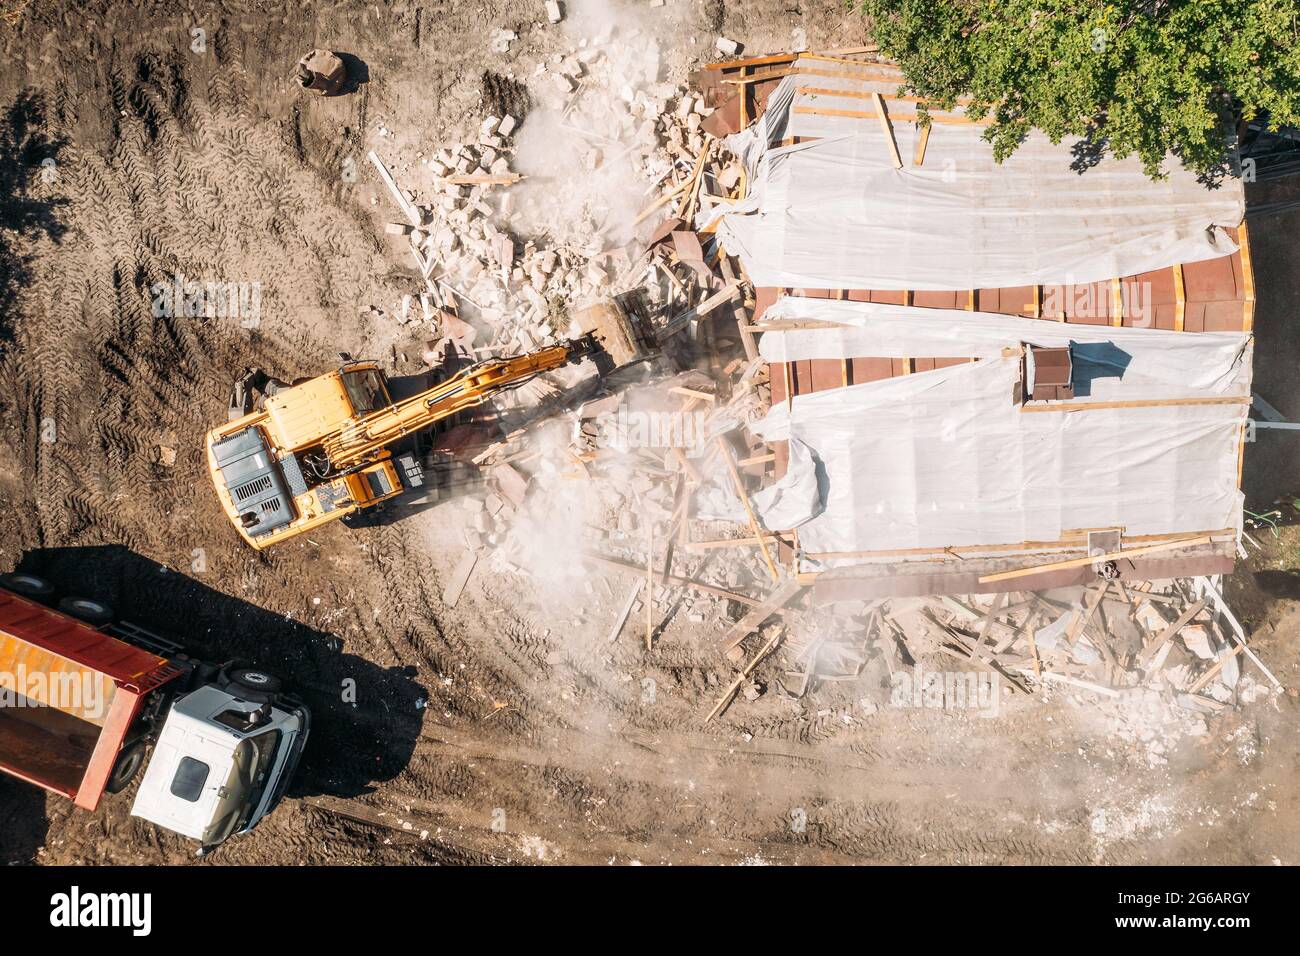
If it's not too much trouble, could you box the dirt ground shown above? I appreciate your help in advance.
[0,0,1297,866]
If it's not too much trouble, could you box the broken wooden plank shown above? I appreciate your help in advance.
[367,150,422,226]
[1066,584,1108,645]
[1022,396,1251,414]
[970,591,1008,662]
[1137,598,1209,668]
[871,92,903,169]
[669,385,717,403]
[645,520,655,651]
[581,552,761,608]
[443,173,524,185]
[717,579,804,653]
[912,122,931,166]
[442,551,479,607]
[717,436,780,582]
[1195,576,1282,688]
[669,445,702,484]
[707,631,783,722]
[694,282,742,317]
[684,533,790,551]
[978,535,1216,584]
[607,581,643,644]
[1019,669,1122,697]
[634,177,692,225]
[936,635,1030,694]
[1024,610,1042,677]
[1187,642,1246,694]
[660,283,743,338]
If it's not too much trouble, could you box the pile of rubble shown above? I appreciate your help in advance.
[795,580,1286,720]
[366,40,1283,731]
[365,15,751,393]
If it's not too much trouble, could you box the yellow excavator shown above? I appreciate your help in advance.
[206,330,625,550]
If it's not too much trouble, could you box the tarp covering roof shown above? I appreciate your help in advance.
[711,61,1245,292]
[751,301,1250,567]
[757,298,1253,403]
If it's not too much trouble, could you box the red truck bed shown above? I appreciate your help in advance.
[0,589,183,810]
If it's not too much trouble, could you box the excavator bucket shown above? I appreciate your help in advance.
[574,296,657,369]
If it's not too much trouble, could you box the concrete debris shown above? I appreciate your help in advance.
[355,44,1271,739]
[489,28,517,54]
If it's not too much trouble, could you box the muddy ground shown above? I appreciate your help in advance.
[0,0,1297,866]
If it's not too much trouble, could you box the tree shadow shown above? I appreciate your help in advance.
[0,89,70,351]
[1068,133,1108,173]
[12,545,424,800]
[1253,570,1300,600]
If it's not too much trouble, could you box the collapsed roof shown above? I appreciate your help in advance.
[706,54,1254,597]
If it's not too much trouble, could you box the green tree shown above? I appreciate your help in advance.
[858,0,1300,178]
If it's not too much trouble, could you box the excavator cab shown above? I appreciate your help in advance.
[338,365,391,414]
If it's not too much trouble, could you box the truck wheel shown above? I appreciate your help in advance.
[0,572,56,603]
[105,741,147,794]
[57,596,115,627]
[224,667,283,702]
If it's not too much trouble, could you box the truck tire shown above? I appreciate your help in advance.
[224,666,283,703]
[57,596,115,627]
[0,572,56,603]
[105,741,147,794]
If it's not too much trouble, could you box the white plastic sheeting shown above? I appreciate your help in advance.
[711,66,1244,292]
[763,357,1246,558]
[694,437,823,530]
[757,298,1254,403]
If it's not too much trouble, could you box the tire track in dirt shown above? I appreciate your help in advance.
[4,0,1262,867]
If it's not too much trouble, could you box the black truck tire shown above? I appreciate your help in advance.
[0,572,57,603]
[105,741,147,794]
[224,666,283,703]
[57,596,115,627]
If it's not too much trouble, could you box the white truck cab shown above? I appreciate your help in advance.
[131,682,309,850]
[0,572,310,854]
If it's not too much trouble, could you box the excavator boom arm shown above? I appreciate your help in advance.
[322,344,575,466]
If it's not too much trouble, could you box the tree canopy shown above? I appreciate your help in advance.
[858,0,1300,178]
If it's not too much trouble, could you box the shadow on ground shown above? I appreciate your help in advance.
[0,89,68,351]
[0,775,49,864]
[12,546,425,800]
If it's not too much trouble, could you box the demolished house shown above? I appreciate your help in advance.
[704,52,1255,603]
[659,50,1276,715]
[368,41,1277,722]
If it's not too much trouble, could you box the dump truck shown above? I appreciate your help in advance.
[0,571,309,851]
[206,310,653,551]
